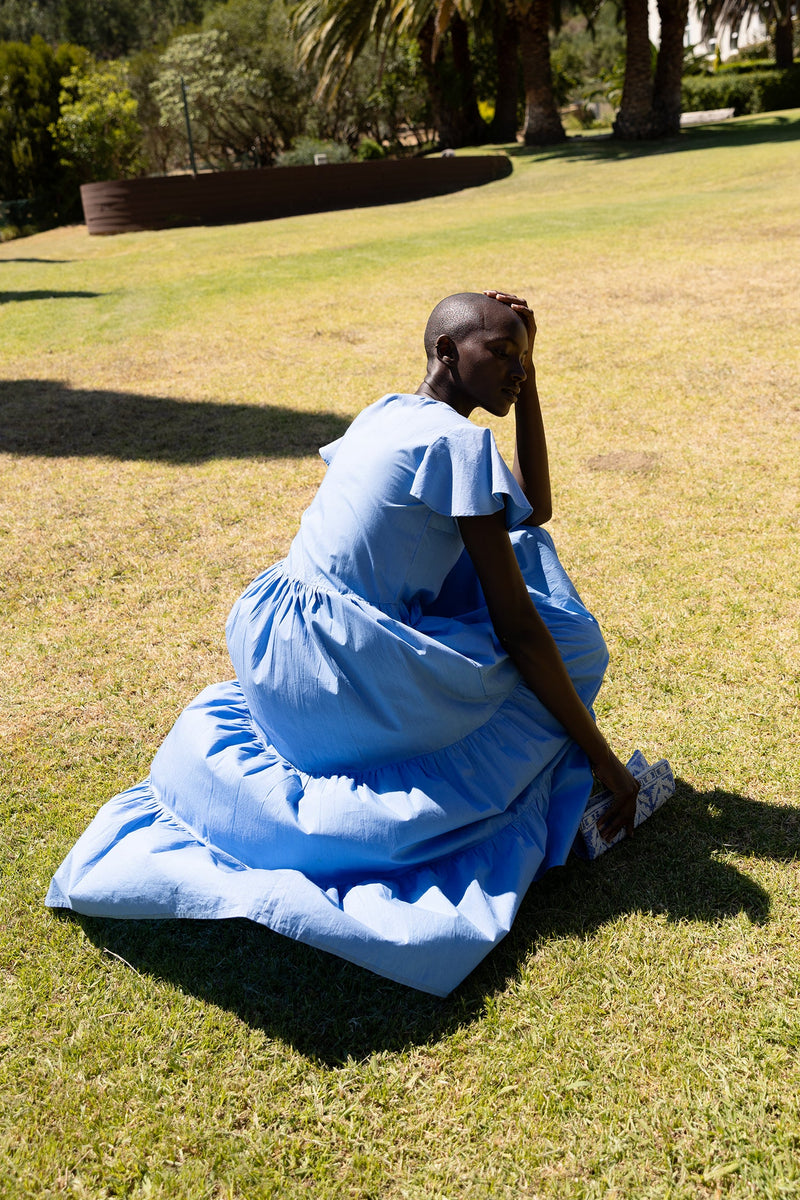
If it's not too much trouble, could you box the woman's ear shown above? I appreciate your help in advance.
[436,334,458,365]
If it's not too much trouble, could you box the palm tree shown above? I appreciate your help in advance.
[651,0,689,135]
[613,0,690,139]
[294,0,566,148]
[488,3,521,141]
[613,0,654,138]
[516,0,566,143]
[699,0,795,67]
[293,0,486,146]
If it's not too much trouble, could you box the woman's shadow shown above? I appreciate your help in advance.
[74,779,798,1064]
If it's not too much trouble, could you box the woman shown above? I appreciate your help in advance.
[47,290,639,997]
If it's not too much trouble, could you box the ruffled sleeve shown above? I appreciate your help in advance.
[410,425,532,529]
[319,437,343,467]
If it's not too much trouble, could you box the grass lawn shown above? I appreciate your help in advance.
[1,111,799,1199]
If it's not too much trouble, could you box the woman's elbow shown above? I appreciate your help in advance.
[524,501,552,527]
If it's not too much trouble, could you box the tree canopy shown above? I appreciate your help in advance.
[0,0,796,235]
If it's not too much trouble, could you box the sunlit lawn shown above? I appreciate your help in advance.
[1,112,799,1198]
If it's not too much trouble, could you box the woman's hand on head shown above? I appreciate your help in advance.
[483,290,537,362]
[592,751,640,843]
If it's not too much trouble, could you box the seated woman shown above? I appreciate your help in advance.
[47,290,639,997]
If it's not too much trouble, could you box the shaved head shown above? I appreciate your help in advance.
[424,292,525,364]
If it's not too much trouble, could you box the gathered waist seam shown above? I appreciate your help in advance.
[279,563,413,621]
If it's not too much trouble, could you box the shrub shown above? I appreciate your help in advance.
[681,66,800,115]
[356,138,385,160]
[275,137,352,166]
[0,36,87,228]
[52,60,144,182]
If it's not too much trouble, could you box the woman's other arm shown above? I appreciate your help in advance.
[458,510,638,840]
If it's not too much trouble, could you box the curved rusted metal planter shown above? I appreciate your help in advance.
[80,155,513,235]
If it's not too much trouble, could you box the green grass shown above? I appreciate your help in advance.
[1,111,799,1198]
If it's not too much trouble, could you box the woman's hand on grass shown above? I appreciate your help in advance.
[592,751,640,842]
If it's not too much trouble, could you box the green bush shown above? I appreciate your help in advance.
[52,60,144,182]
[356,137,385,160]
[0,36,87,228]
[275,137,352,166]
[716,57,775,74]
[681,66,800,115]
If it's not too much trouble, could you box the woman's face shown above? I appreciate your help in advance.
[447,309,528,417]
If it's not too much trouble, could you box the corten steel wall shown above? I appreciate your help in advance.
[80,155,513,235]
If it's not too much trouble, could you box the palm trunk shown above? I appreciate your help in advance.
[417,14,487,148]
[613,0,654,139]
[449,11,488,144]
[774,9,794,67]
[518,0,565,145]
[416,17,460,147]
[489,5,521,143]
[651,0,689,137]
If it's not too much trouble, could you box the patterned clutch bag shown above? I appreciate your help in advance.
[574,750,675,860]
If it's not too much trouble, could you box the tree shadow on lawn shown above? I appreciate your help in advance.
[0,258,75,264]
[0,290,101,303]
[74,778,799,1066]
[504,113,800,164]
[0,379,351,462]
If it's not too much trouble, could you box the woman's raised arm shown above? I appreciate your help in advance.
[457,510,639,840]
[484,290,552,526]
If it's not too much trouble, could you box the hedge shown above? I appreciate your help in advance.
[682,66,800,115]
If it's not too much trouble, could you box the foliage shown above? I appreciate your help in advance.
[51,59,145,181]
[550,8,626,109]
[728,36,777,60]
[697,0,796,68]
[150,19,306,169]
[125,47,185,174]
[309,34,432,150]
[0,0,209,59]
[467,10,522,120]
[275,135,352,164]
[292,0,489,148]
[681,63,800,112]
[292,0,424,99]
[716,54,783,71]
[0,35,87,227]
[357,136,387,158]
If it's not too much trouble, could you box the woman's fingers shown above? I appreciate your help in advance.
[484,289,529,309]
[592,755,640,842]
[597,793,637,842]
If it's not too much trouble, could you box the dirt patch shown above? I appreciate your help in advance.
[586,450,660,473]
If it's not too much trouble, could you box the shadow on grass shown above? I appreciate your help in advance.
[0,258,74,264]
[0,379,351,462]
[0,290,101,304]
[502,113,800,164]
[72,778,799,1065]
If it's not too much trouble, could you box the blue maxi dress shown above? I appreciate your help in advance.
[46,393,608,997]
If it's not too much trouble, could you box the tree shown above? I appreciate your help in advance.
[292,0,495,147]
[52,60,145,181]
[0,0,209,59]
[151,15,307,169]
[613,0,655,137]
[469,0,522,141]
[651,0,689,135]
[613,0,689,139]
[0,35,87,226]
[699,0,796,67]
[310,36,431,149]
[415,9,488,145]
[515,0,565,143]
